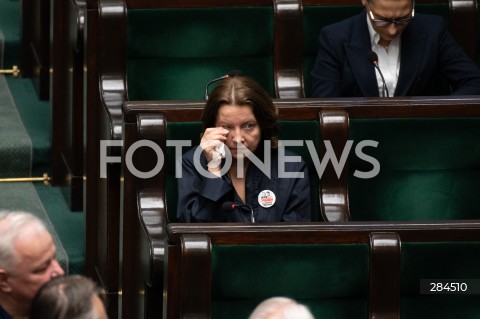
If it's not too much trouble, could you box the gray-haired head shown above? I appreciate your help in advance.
[0,211,48,274]
[249,297,315,319]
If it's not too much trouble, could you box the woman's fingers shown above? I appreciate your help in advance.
[200,127,229,163]
[202,127,228,142]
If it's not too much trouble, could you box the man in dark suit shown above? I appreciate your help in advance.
[311,0,480,97]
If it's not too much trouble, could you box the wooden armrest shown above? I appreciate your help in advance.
[122,113,168,318]
[98,0,127,135]
[319,110,350,222]
[179,234,212,319]
[369,232,401,319]
[274,0,304,98]
[449,0,477,62]
[135,113,169,281]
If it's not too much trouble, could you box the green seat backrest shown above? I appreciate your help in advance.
[279,121,321,221]
[211,244,369,319]
[348,117,480,221]
[166,120,321,221]
[303,3,453,97]
[127,7,275,100]
[166,122,202,222]
[401,242,480,319]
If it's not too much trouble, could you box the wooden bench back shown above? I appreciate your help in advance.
[165,221,480,319]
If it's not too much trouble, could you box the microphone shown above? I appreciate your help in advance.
[367,51,389,97]
[204,70,242,100]
[222,201,255,223]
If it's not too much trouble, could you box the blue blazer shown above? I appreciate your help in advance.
[177,146,311,222]
[311,12,480,97]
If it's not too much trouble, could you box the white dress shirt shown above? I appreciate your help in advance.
[366,15,401,97]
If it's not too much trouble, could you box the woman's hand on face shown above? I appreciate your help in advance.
[200,127,229,167]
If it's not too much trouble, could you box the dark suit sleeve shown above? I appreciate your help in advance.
[176,148,232,222]
[281,160,311,222]
[437,27,480,95]
[310,26,344,98]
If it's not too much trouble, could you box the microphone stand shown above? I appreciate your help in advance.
[374,64,389,98]
[222,201,255,223]
[240,204,255,223]
[367,51,390,97]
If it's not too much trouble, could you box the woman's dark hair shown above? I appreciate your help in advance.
[201,76,279,148]
[29,275,106,319]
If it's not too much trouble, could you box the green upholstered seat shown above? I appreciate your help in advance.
[348,117,480,221]
[400,242,480,319]
[279,121,321,221]
[127,7,275,100]
[210,244,369,319]
[166,120,321,221]
[166,121,202,222]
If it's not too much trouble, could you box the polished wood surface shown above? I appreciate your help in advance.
[124,96,480,122]
[51,0,86,211]
[22,0,50,99]
[449,0,478,61]
[319,110,350,222]
[369,232,400,319]
[166,221,480,244]
[84,2,126,319]
[274,0,304,98]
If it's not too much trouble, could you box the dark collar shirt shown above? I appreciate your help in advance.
[177,146,311,222]
[0,306,12,319]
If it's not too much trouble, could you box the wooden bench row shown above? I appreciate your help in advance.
[122,97,480,223]
[116,98,480,318]
[162,222,480,319]
[46,0,480,212]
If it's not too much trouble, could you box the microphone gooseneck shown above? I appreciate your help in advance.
[367,51,389,98]
[204,74,228,100]
[222,201,255,223]
[204,70,243,100]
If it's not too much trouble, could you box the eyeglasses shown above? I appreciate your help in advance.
[366,1,415,27]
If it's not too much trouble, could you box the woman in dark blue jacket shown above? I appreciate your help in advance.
[177,76,311,222]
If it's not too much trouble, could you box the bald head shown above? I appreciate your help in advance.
[248,297,315,319]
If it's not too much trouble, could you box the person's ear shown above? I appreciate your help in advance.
[361,0,367,6]
[0,269,13,293]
